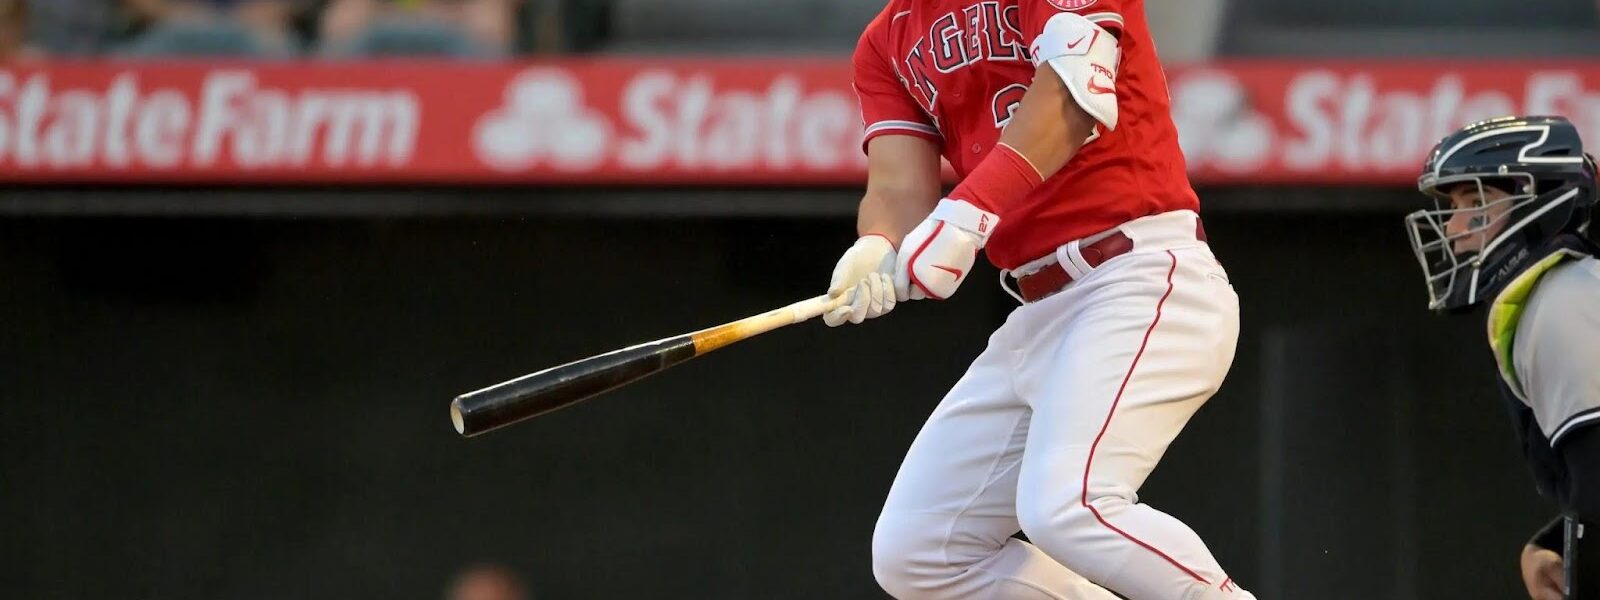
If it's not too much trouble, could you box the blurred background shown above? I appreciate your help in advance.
[3,0,1598,598]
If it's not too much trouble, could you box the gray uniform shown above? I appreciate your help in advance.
[1510,255,1600,446]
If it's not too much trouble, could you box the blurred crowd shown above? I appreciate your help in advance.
[4,1,1592,67]
[0,0,598,61]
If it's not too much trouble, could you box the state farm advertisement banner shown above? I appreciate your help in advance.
[3,59,1600,185]
[0,60,866,185]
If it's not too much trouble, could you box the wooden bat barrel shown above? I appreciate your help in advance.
[450,336,698,437]
[450,294,839,438]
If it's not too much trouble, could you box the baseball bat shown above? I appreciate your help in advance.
[450,294,845,437]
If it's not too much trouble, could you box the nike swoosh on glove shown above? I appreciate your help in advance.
[894,199,1000,301]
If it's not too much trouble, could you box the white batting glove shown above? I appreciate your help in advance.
[894,199,999,301]
[824,235,899,327]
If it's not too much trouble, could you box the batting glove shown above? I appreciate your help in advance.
[894,199,999,301]
[824,235,899,327]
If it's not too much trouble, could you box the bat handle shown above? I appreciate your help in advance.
[786,294,846,323]
[688,294,848,355]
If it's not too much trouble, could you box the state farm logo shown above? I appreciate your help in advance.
[1168,67,1600,176]
[0,70,419,170]
[473,69,610,171]
[471,67,864,175]
[1170,70,1273,174]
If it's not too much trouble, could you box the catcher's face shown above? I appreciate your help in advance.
[1443,182,1515,255]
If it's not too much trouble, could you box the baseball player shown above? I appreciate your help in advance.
[823,1,1252,598]
[1407,115,1600,600]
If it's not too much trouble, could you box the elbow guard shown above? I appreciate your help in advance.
[1029,12,1121,131]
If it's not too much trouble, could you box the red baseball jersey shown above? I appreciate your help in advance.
[853,0,1198,270]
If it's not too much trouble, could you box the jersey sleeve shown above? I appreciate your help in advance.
[1514,260,1600,446]
[852,14,940,153]
[1018,0,1127,43]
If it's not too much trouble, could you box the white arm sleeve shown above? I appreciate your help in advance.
[1028,11,1121,130]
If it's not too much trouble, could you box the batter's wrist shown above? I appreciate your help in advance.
[945,143,1042,216]
[859,231,899,249]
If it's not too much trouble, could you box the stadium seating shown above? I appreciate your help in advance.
[321,17,499,58]
[117,17,294,59]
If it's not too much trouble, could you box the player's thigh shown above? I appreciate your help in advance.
[878,336,1030,538]
[1017,247,1239,495]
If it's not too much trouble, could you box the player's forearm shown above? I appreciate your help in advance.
[857,189,939,247]
[858,135,944,246]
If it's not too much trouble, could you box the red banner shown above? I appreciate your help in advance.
[3,59,1600,186]
[1173,61,1600,186]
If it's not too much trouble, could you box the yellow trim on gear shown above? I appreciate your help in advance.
[1486,250,1585,397]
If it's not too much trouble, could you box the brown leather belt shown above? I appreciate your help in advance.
[1014,221,1207,303]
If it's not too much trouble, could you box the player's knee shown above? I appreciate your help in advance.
[871,512,939,598]
[1015,487,1130,579]
[872,511,991,599]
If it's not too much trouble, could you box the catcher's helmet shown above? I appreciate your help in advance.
[1408,115,1598,312]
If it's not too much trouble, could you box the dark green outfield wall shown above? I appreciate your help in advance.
[0,198,1551,599]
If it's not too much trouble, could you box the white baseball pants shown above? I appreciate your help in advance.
[872,210,1253,600]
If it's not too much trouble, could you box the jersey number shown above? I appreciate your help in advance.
[992,84,1027,128]
[991,83,1102,145]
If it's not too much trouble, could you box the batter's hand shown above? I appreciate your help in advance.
[824,235,898,327]
[1520,544,1565,600]
[894,199,999,300]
